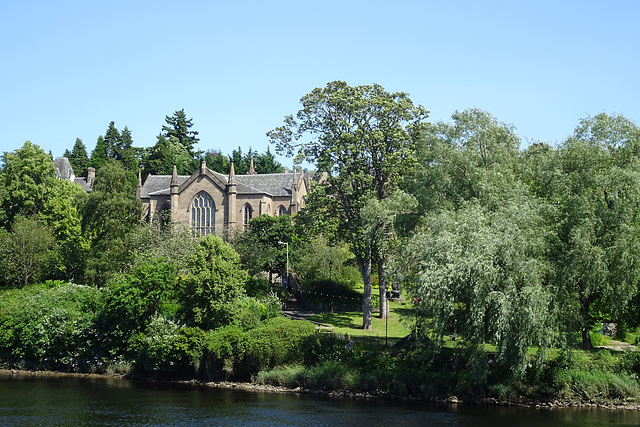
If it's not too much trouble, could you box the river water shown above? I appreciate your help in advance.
[1,375,639,426]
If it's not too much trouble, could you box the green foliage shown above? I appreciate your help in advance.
[130,315,181,373]
[161,109,200,158]
[233,214,298,279]
[89,136,108,170]
[127,221,199,275]
[0,141,56,225]
[180,235,248,329]
[233,293,283,330]
[529,113,640,349]
[201,316,315,380]
[302,279,362,311]
[0,282,103,371]
[395,200,551,383]
[101,258,178,337]
[0,216,56,287]
[145,134,193,175]
[68,138,89,176]
[296,235,360,286]
[269,81,429,330]
[81,160,142,285]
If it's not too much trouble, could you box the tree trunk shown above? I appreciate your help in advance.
[378,257,389,319]
[359,257,373,330]
[578,283,596,349]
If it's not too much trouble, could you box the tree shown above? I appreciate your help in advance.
[102,258,179,336]
[393,198,551,382]
[89,136,108,170]
[145,134,193,176]
[0,141,87,281]
[233,214,297,283]
[535,114,640,349]
[161,109,200,157]
[203,149,231,174]
[180,234,248,329]
[0,141,57,226]
[68,138,89,176]
[0,216,56,287]
[81,159,142,285]
[254,147,284,174]
[268,81,428,329]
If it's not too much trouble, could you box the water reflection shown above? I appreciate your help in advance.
[0,375,639,426]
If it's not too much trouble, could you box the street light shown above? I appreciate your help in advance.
[278,241,289,288]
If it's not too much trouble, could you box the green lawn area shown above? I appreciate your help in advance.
[307,300,412,345]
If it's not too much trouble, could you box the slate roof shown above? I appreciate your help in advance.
[236,173,293,196]
[54,157,75,181]
[139,168,297,198]
[74,177,92,192]
[140,175,189,198]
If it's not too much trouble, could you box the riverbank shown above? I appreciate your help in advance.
[3,368,640,412]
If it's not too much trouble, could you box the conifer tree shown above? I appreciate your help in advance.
[68,138,89,176]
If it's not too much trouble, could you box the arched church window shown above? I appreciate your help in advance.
[244,203,253,227]
[192,192,215,235]
[278,205,287,216]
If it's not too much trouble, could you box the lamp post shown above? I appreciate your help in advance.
[278,241,289,288]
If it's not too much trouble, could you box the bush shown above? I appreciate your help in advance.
[233,293,282,330]
[0,282,103,371]
[131,315,181,373]
[200,317,315,381]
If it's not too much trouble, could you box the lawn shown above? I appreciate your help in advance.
[307,300,412,345]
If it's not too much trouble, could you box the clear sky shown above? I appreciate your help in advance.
[1,1,639,167]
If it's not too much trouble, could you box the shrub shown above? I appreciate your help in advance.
[200,317,315,381]
[131,315,181,373]
[0,282,103,371]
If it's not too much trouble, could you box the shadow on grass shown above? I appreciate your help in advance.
[311,312,364,329]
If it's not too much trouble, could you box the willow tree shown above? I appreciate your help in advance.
[543,114,640,349]
[268,81,428,329]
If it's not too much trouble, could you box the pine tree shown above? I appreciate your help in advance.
[89,136,108,170]
[68,138,89,176]
[161,109,200,156]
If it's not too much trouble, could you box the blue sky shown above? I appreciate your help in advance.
[1,1,639,168]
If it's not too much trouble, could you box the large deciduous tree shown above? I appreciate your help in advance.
[536,114,640,349]
[268,81,428,329]
[0,216,56,287]
[81,160,142,286]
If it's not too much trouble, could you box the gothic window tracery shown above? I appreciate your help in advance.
[192,192,215,235]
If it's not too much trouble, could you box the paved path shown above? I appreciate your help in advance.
[596,340,637,352]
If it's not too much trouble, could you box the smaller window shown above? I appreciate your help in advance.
[244,204,253,226]
[278,205,287,216]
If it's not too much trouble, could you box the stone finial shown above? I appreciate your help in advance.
[171,165,178,188]
[247,156,257,175]
[229,162,236,185]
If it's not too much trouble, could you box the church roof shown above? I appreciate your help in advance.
[140,175,189,197]
[139,167,297,198]
[235,173,293,197]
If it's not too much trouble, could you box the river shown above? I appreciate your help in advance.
[0,375,639,426]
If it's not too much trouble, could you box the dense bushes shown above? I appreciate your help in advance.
[0,281,103,371]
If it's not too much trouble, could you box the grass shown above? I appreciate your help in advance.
[307,300,411,345]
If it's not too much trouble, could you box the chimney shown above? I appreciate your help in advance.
[87,167,96,186]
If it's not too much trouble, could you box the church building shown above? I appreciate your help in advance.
[137,160,310,235]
